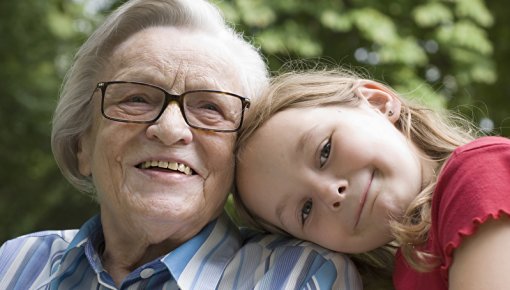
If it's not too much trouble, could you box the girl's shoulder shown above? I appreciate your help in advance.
[432,135,510,228]
[453,136,510,156]
[429,136,510,283]
[441,136,510,175]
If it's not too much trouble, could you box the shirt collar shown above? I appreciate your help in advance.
[52,212,242,289]
[61,215,105,273]
[162,212,242,289]
[66,214,102,251]
[44,215,103,284]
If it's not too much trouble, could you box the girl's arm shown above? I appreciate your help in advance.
[449,215,510,290]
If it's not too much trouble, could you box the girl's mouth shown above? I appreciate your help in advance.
[354,170,375,229]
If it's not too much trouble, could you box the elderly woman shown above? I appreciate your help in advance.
[0,0,361,289]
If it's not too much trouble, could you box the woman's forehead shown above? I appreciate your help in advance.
[105,27,243,93]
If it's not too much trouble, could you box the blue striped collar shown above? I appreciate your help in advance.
[50,213,241,289]
[66,214,102,251]
[162,213,242,289]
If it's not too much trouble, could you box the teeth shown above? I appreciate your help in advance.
[168,162,178,170]
[140,160,192,175]
[177,163,192,175]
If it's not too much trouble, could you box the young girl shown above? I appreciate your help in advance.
[233,68,510,290]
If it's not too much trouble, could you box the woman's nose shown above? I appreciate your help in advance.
[316,181,347,211]
[146,101,193,145]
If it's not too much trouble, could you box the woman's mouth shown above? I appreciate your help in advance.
[137,160,194,175]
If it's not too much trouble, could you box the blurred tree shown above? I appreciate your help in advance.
[463,0,510,137]
[0,0,99,242]
[214,0,497,114]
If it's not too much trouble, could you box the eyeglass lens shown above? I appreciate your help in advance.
[102,82,243,131]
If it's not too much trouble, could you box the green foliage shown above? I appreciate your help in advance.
[236,0,276,27]
[413,3,453,27]
[320,10,352,32]
[0,0,99,243]
[257,21,323,56]
[460,0,510,136]
[456,0,493,27]
[437,20,492,55]
[351,8,399,45]
[214,0,499,123]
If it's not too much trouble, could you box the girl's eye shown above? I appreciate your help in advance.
[319,139,331,167]
[301,199,313,225]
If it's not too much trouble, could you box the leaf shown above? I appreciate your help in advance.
[413,2,453,28]
[379,37,428,66]
[214,1,241,23]
[47,8,76,39]
[449,48,496,84]
[256,21,322,56]
[351,8,398,45]
[437,20,493,55]
[456,0,493,27]
[320,10,352,32]
[237,0,276,28]
[470,61,496,84]
[256,29,288,54]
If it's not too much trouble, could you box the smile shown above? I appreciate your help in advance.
[354,170,375,229]
[137,160,194,176]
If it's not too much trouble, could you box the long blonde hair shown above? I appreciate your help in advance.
[234,68,477,272]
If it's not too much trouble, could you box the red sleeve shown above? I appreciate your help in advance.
[431,136,510,280]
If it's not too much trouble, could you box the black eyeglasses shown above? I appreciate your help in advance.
[94,81,251,132]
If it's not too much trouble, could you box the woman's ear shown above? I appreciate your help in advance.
[355,80,401,123]
[77,134,92,177]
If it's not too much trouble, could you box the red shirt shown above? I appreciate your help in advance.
[394,136,510,289]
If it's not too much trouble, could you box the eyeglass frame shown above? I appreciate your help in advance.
[93,81,251,133]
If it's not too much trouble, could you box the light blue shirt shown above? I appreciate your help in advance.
[0,213,361,289]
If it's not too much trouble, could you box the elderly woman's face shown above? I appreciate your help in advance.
[77,27,242,237]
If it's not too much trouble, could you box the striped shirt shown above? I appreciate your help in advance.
[0,213,361,290]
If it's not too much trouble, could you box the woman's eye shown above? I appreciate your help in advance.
[131,95,145,102]
[125,95,147,103]
[200,102,221,112]
[319,139,331,167]
[301,199,313,225]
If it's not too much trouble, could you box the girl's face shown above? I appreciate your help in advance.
[237,91,433,253]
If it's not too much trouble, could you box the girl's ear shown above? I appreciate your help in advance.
[355,80,401,123]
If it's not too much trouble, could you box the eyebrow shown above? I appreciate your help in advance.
[275,126,318,230]
[276,200,300,236]
[296,124,319,157]
[275,199,287,229]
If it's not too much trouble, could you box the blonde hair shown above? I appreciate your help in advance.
[234,68,478,272]
[51,0,268,194]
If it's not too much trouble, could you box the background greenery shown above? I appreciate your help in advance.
[1,0,508,246]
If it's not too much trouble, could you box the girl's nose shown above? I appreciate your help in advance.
[146,101,193,145]
[316,181,347,211]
